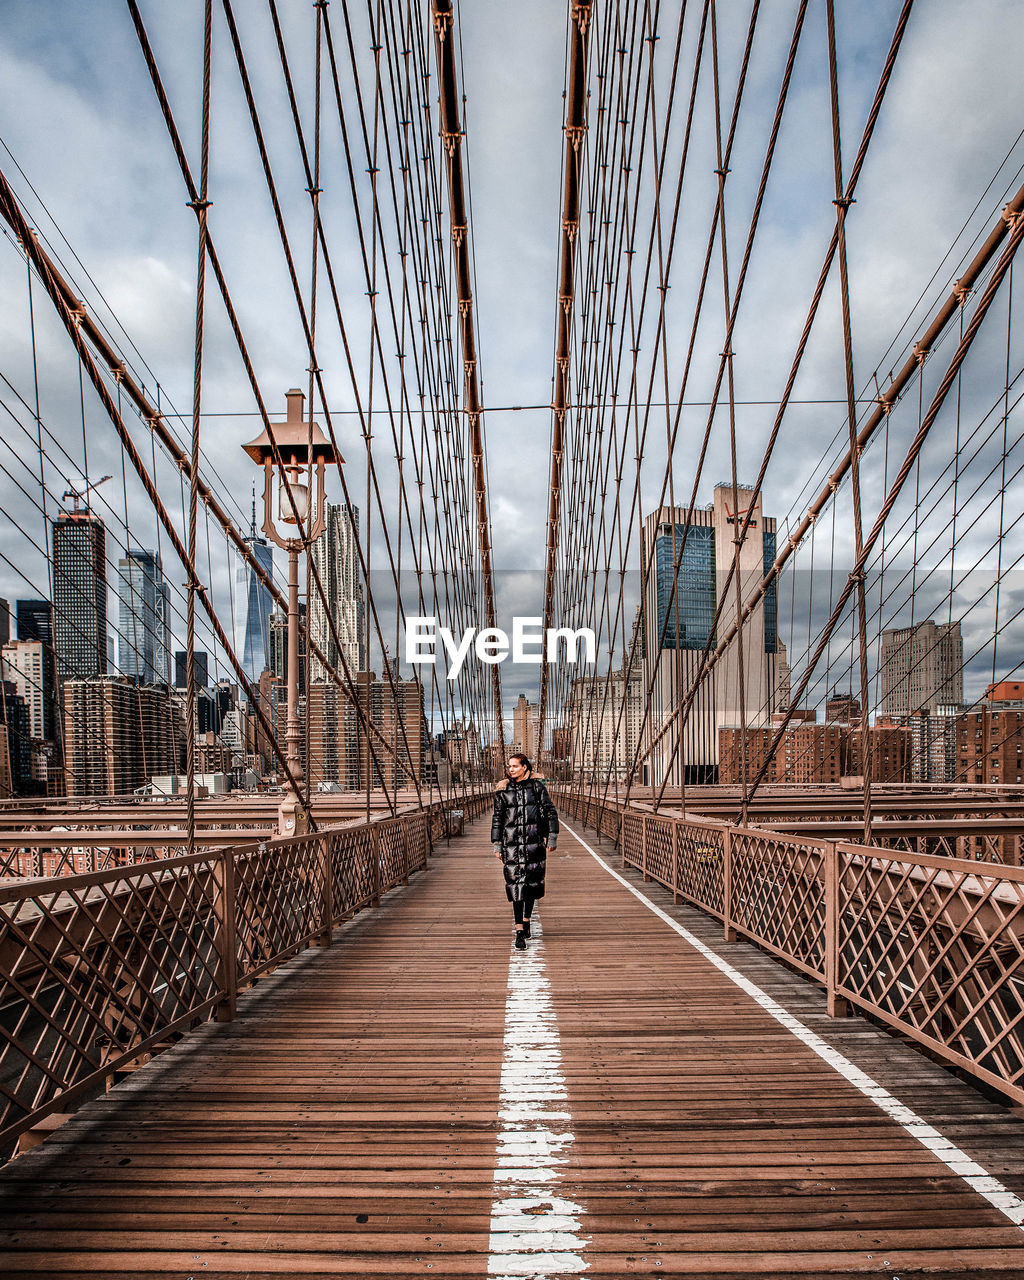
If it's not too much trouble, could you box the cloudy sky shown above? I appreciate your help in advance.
[1,0,1023,736]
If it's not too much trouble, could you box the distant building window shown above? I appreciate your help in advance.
[655,524,716,651]
[763,530,777,654]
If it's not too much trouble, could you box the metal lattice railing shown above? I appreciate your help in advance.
[0,792,491,1152]
[836,844,1024,1099]
[729,830,828,980]
[556,789,1024,1106]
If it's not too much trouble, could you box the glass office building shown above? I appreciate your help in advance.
[118,549,171,685]
[53,512,107,685]
[235,536,274,689]
[642,487,782,787]
[654,524,716,651]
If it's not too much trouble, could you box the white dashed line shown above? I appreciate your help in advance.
[563,818,1024,1231]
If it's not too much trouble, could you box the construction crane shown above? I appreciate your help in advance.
[61,474,111,514]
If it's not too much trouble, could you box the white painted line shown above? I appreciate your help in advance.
[562,818,1024,1232]
[488,915,590,1278]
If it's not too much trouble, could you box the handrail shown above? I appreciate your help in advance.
[552,788,1024,862]
[0,786,497,880]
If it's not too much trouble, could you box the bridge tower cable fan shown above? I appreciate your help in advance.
[537,0,593,776]
[431,0,505,764]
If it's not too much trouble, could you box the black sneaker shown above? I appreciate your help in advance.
[522,921,532,939]
[514,931,527,950]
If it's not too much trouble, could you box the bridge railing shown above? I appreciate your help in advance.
[0,832,264,880]
[558,790,1024,1106]
[0,788,492,880]
[0,792,490,1154]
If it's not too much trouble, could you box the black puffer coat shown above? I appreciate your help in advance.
[491,776,559,902]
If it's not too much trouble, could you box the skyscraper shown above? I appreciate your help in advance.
[309,503,364,681]
[512,692,539,759]
[568,664,642,784]
[199,680,235,735]
[3,639,57,788]
[0,679,30,796]
[17,600,52,646]
[354,671,427,789]
[641,484,781,786]
[2,640,46,742]
[63,676,182,797]
[269,604,307,693]
[306,680,357,789]
[118,548,171,685]
[878,619,963,717]
[53,511,107,684]
[15,601,59,776]
[174,649,209,689]
[235,500,274,690]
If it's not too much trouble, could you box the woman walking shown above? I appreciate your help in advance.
[491,753,559,949]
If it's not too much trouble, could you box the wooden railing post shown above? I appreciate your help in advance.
[723,828,736,943]
[641,816,649,881]
[213,849,237,1022]
[319,834,333,947]
[371,824,382,908]
[825,842,848,1017]
[402,819,410,886]
[672,821,680,904]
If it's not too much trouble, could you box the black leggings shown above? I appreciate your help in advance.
[513,897,535,925]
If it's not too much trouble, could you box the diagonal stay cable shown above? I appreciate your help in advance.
[0,165,315,826]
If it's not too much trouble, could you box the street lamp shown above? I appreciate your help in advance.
[243,388,339,836]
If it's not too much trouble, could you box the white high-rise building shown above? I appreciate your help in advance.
[569,663,642,784]
[641,484,782,786]
[220,706,246,753]
[2,640,45,741]
[878,619,963,717]
[309,503,364,681]
[2,639,49,783]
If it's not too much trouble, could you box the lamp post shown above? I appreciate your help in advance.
[243,389,338,836]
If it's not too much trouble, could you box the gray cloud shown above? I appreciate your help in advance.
[0,0,1022,736]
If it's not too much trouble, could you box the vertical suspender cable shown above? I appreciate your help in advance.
[431,0,504,762]
[186,0,213,854]
[26,256,64,790]
[711,0,752,822]
[827,0,873,840]
[990,262,1013,689]
[538,0,593,771]
[305,1,325,805]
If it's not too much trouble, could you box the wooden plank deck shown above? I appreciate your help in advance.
[1,813,1023,1277]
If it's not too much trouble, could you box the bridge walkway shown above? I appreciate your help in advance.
[1,814,1023,1277]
